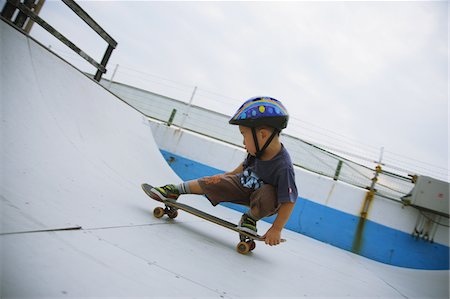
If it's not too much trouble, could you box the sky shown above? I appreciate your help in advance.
[4,0,448,181]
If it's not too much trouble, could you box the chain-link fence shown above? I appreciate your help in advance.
[100,78,414,201]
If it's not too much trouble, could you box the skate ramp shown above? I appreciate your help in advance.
[1,20,180,234]
[1,19,448,298]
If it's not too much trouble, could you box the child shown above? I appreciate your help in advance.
[146,96,298,246]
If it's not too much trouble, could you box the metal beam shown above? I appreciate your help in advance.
[61,0,117,48]
[6,0,106,74]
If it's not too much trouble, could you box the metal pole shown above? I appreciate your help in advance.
[1,2,17,19]
[378,146,384,165]
[179,86,197,129]
[108,64,119,89]
[361,165,382,218]
[333,160,343,181]
[14,0,34,28]
[24,0,45,33]
[94,44,114,81]
[167,109,177,126]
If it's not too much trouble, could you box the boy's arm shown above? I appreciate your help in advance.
[262,202,295,246]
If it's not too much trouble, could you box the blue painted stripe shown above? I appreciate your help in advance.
[160,150,449,270]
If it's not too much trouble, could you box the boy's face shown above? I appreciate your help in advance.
[239,125,271,156]
[239,126,255,155]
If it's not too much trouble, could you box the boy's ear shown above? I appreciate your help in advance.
[258,127,270,139]
[258,129,265,139]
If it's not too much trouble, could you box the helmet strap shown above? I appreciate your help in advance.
[251,127,280,159]
[251,127,261,157]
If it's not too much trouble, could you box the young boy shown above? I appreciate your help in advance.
[145,96,298,246]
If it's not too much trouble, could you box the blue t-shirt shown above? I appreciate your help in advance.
[238,145,298,204]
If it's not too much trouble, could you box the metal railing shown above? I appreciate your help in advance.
[1,0,117,81]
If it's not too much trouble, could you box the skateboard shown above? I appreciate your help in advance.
[141,183,285,254]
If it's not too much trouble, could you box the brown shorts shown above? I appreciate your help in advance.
[197,174,280,220]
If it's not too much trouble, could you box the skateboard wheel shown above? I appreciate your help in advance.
[153,207,165,218]
[237,241,251,254]
[167,209,178,219]
[248,240,256,251]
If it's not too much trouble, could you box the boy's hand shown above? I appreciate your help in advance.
[262,202,294,246]
[262,227,282,246]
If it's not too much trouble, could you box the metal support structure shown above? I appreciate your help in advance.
[412,211,440,242]
[61,0,117,48]
[107,64,119,89]
[333,160,343,181]
[359,147,385,218]
[13,0,33,28]
[23,0,44,33]
[1,1,16,19]
[2,0,117,82]
[61,0,117,82]
[361,165,382,219]
[179,86,197,130]
[94,44,114,81]
[167,109,177,127]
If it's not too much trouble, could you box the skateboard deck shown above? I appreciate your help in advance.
[141,183,285,254]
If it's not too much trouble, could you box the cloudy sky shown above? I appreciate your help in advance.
[6,0,448,180]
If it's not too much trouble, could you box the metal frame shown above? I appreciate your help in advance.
[2,0,117,81]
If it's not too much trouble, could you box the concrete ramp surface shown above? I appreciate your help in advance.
[1,20,448,298]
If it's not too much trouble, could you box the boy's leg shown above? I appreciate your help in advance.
[149,174,243,202]
[248,184,280,220]
[185,180,204,194]
[197,174,251,206]
[238,184,279,235]
[149,180,204,201]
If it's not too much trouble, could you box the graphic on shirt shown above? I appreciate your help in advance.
[240,168,264,189]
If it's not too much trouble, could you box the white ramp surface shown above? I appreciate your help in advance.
[1,20,448,298]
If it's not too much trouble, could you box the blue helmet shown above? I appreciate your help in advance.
[229,96,289,130]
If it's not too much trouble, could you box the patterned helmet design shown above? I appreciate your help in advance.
[229,96,289,130]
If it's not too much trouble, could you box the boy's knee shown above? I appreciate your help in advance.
[249,184,279,219]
